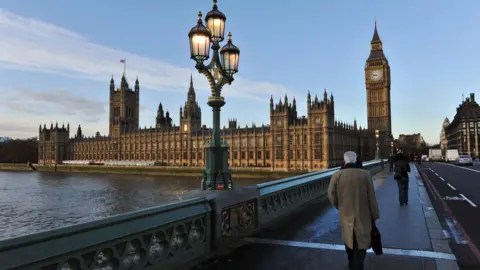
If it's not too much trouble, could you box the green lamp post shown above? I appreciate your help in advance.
[375,129,380,160]
[188,0,240,190]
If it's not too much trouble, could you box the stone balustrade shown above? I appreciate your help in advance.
[0,160,385,270]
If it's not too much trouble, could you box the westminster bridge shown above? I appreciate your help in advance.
[1,160,474,270]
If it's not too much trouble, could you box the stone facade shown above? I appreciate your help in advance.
[38,26,386,170]
[395,133,426,155]
[365,22,393,157]
[440,117,450,154]
[38,75,374,170]
[38,77,374,170]
[445,93,480,157]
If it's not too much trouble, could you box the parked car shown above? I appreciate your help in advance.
[456,155,473,166]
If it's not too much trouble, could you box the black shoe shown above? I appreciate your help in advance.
[404,202,408,205]
[400,203,404,206]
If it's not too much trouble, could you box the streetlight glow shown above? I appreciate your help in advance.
[220,32,240,76]
[188,0,240,190]
[189,12,212,62]
[205,0,226,42]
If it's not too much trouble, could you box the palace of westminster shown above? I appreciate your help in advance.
[38,24,394,170]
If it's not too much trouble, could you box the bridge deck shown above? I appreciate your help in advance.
[196,165,458,270]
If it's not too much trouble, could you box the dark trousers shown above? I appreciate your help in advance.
[389,163,394,172]
[345,233,367,270]
[397,179,409,204]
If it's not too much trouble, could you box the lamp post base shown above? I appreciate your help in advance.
[201,140,233,190]
[201,170,233,190]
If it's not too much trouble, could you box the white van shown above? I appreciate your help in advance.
[445,149,459,163]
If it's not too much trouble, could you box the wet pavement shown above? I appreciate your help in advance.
[195,166,459,270]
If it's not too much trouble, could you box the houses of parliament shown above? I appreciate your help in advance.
[38,24,393,170]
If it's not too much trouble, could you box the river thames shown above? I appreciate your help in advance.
[0,171,263,240]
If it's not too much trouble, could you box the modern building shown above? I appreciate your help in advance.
[365,22,393,158]
[38,24,389,170]
[445,93,480,156]
[440,117,450,154]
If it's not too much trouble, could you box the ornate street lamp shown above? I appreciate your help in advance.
[188,0,240,191]
[390,141,394,156]
[375,129,380,160]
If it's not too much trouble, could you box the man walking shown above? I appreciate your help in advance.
[328,151,380,270]
[394,152,410,206]
[389,155,395,172]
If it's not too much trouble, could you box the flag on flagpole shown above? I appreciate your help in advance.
[120,58,126,76]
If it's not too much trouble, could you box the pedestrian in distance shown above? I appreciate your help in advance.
[388,155,395,172]
[328,151,380,270]
[355,158,364,169]
[393,152,410,206]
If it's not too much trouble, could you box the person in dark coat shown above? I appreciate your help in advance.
[340,157,363,169]
[394,152,410,206]
[388,155,395,172]
[355,158,363,169]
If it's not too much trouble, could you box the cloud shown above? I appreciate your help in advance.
[1,88,106,121]
[0,9,293,101]
[0,116,107,140]
[0,88,108,138]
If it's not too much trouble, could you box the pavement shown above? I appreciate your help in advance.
[194,166,459,270]
[420,162,480,268]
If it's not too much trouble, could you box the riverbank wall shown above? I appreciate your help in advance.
[0,163,306,180]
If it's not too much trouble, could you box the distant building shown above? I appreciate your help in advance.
[365,22,393,157]
[38,75,373,170]
[397,133,426,150]
[37,24,391,170]
[440,117,450,154]
[445,93,480,156]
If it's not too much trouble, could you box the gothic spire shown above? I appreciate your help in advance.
[368,21,385,60]
[371,20,381,43]
[188,74,195,100]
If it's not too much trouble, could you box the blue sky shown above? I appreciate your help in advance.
[0,0,478,144]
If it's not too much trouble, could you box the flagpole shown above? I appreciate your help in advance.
[124,57,126,77]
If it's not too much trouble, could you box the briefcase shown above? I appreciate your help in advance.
[371,222,383,255]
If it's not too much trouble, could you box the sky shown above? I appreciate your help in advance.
[0,0,478,144]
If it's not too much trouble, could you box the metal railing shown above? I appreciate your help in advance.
[0,160,385,270]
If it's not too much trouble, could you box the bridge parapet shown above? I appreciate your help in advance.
[0,160,385,270]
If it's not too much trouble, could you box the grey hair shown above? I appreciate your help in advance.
[344,151,357,164]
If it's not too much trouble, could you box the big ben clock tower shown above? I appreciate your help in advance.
[365,22,392,157]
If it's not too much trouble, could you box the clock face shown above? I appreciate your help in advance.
[183,124,188,132]
[370,70,383,81]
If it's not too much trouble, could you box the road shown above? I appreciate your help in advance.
[421,162,480,262]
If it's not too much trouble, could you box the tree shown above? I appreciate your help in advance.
[0,138,38,163]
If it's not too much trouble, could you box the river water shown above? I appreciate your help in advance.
[0,171,263,240]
